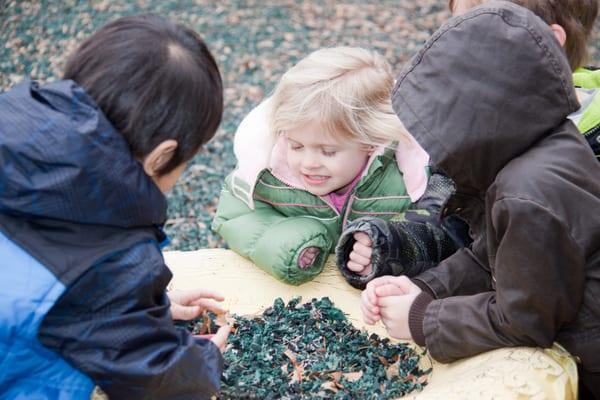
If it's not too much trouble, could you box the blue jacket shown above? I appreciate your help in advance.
[0,81,223,399]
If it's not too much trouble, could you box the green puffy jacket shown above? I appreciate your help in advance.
[212,99,431,285]
[572,67,600,160]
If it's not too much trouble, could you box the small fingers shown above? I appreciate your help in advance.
[347,260,365,272]
[191,298,228,315]
[353,232,372,246]
[171,303,202,321]
[360,298,380,324]
[361,287,379,313]
[299,253,310,265]
[353,241,373,259]
[364,283,378,306]
[349,249,371,266]
[306,247,320,256]
[210,325,231,353]
[171,288,225,305]
[357,263,373,276]
[299,247,320,269]
[375,283,407,297]
[200,289,226,302]
[367,275,409,290]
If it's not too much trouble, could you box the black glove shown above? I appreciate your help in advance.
[336,216,460,289]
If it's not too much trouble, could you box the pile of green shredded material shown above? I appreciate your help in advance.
[179,297,430,399]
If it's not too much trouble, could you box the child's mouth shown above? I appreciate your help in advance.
[303,174,330,185]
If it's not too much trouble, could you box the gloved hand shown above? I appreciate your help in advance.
[336,216,460,289]
[345,232,374,276]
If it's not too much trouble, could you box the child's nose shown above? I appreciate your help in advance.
[302,152,322,169]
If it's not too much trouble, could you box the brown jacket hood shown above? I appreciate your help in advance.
[392,2,600,385]
[392,1,579,193]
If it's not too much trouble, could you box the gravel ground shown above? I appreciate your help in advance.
[2,1,599,251]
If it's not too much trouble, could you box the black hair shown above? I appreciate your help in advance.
[64,14,223,175]
[507,0,598,70]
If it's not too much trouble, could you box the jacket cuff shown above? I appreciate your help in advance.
[409,291,434,346]
[412,278,436,298]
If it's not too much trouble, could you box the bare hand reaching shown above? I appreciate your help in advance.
[168,288,227,321]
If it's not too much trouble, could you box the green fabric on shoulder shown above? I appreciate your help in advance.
[573,68,600,160]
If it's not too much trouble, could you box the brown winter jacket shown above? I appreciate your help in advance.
[391,1,600,379]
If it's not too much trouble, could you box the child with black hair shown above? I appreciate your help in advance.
[449,0,600,161]
[0,14,228,399]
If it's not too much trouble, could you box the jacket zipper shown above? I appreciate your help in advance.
[269,170,340,216]
[340,195,357,228]
[583,124,600,152]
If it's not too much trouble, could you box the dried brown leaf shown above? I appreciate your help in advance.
[320,381,339,393]
[200,313,212,335]
[329,371,342,382]
[214,313,234,327]
[290,363,304,384]
[343,371,363,382]
[283,349,298,365]
[385,361,400,380]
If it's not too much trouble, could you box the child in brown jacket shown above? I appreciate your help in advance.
[361,2,600,398]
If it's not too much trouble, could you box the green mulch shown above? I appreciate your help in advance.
[2,0,599,250]
[180,297,430,399]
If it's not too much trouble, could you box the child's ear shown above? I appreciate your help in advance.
[142,140,178,177]
[550,24,566,47]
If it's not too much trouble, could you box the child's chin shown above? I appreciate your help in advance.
[307,186,332,196]
[302,180,331,195]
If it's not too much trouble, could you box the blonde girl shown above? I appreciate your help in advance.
[212,46,435,285]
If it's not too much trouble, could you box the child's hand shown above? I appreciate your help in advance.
[168,289,227,321]
[361,281,380,325]
[375,276,422,340]
[298,246,320,269]
[347,232,373,276]
[210,324,231,353]
[361,275,406,325]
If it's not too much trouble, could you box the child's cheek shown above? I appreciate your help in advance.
[286,155,300,176]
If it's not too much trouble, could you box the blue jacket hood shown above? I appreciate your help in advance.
[0,80,167,228]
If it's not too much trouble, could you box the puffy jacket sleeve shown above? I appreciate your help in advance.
[411,197,585,363]
[38,241,223,400]
[212,177,333,285]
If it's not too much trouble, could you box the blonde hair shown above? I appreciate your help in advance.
[269,47,410,146]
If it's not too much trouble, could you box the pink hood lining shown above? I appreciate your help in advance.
[231,98,430,209]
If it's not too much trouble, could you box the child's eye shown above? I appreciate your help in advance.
[322,150,337,157]
[291,145,303,151]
